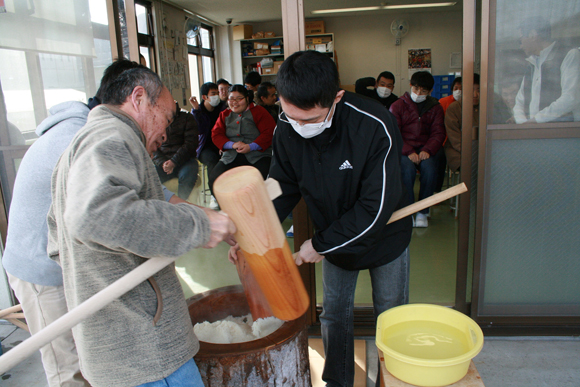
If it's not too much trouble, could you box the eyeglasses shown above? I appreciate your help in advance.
[228,97,246,102]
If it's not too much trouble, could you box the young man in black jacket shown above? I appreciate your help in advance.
[153,102,199,200]
[272,51,412,387]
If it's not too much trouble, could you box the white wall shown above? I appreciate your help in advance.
[324,12,463,96]
[250,11,463,97]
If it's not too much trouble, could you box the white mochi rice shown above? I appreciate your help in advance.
[193,314,284,344]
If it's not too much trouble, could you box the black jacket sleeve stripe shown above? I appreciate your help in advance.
[317,101,393,255]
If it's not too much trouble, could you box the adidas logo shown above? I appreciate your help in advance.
[339,160,353,170]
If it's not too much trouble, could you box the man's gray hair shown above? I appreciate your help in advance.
[101,67,164,106]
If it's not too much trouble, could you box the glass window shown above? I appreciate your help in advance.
[187,24,215,100]
[490,1,580,125]
[201,28,211,50]
[0,0,111,207]
[202,56,214,83]
[478,0,580,319]
[135,3,149,35]
[135,1,155,71]
[140,46,151,68]
[188,54,200,100]
[187,35,199,47]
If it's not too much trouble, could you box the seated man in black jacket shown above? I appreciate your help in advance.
[153,102,199,200]
[355,71,398,109]
[232,51,412,387]
[256,81,280,123]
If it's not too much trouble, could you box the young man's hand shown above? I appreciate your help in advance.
[162,160,175,174]
[294,239,324,266]
[189,96,200,110]
[408,153,420,164]
[419,151,430,161]
[228,243,240,264]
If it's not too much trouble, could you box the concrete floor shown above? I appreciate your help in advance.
[2,322,579,387]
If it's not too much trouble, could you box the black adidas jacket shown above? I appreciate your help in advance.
[270,91,412,270]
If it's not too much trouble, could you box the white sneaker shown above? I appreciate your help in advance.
[286,225,294,238]
[209,196,219,210]
[415,213,428,228]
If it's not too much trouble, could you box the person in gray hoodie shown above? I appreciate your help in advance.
[1,59,150,387]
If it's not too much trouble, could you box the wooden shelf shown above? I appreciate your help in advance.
[240,33,334,74]
[241,36,283,42]
[242,53,284,59]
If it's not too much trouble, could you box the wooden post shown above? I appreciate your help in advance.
[213,166,309,321]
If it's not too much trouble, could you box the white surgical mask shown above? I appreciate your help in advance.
[208,95,220,107]
[453,90,462,101]
[376,87,392,99]
[284,104,335,139]
[410,91,427,103]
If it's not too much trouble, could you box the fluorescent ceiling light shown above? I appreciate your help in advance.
[312,2,456,14]
[312,6,381,14]
[384,2,457,9]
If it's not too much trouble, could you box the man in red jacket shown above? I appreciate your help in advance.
[389,71,445,227]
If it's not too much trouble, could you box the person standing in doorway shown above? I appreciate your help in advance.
[231,51,412,387]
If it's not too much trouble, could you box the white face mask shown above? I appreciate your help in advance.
[285,104,335,139]
[376,87,392,99]
[453,90,462,101]
[208,95,220,107]
[410,91,427,103]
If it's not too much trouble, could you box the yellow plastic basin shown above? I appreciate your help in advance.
[376,304,483,386]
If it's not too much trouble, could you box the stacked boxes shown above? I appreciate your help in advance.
[263,60,284,75]
[431,75,455,99]
[254,42,270,56]
[305,20,325,34]
[305,35,332,52]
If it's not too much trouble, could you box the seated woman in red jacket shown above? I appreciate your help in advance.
[209,84,276,195]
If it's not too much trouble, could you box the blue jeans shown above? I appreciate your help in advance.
[156,158,199,200]
[400,154,438,215]
[136,358,203,387]
[320,248,410,387]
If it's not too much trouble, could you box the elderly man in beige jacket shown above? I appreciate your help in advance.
[47,67,235,387]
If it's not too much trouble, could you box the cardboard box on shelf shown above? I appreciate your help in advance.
[305,20,325,34]
[254,42,269,50]
[233,24,253,40]
[255,49,270,56]
[263,67,276,75]
[274,61,284,72]
[265,31,276,38]
[252,31,265,39]
[305,36,331,45]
